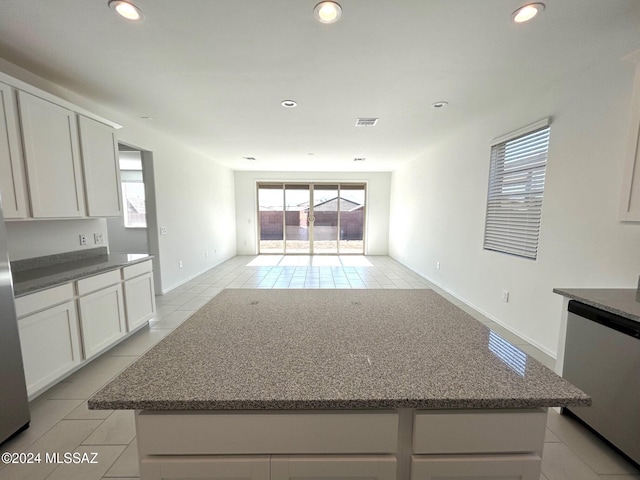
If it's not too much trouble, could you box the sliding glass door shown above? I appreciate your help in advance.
[257,183,366,255]
[312,184,339,254]
[285,184,310,254]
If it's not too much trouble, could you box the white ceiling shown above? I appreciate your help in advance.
[0,0,639,172]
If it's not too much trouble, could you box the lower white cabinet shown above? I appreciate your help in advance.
[17,299,81,396]
[271,456,397,480]
[123,261,156,331]
[410,454,541,480]
[141,456,270,480]
[15,261,155,399]
[78,282,126,359]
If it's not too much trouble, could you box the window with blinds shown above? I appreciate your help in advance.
[483,120,551,260]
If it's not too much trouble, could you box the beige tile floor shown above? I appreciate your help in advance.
[1,255,638,480]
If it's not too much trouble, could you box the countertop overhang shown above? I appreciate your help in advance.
[12,247,153,297]
[89,289,589,411]
[553,288,640,324]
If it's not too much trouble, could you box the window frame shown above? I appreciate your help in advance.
[483,118,551,261]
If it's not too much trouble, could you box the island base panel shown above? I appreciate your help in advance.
[135,408,546,480]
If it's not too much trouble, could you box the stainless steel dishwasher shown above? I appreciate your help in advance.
[563,300,640,466]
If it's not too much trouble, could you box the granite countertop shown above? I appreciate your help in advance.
[89,289,589,411]
[12,247,153,297]
[553,288,640,324]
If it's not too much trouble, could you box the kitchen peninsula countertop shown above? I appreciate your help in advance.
[89,289,589,411]
[12,247,153,297]
[553,288,640,323]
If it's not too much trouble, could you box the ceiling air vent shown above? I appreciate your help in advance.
[355,117,379,127]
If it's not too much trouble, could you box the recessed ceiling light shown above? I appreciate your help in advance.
[108,0,144,21]
[512,3,545,23]
[314,1,342,24]
[281,100,297,108]
[431,101,449,109]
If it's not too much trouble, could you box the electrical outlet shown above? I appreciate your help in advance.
[179,260,183,268]
[502,290,510,302]
[94,233,104,244]
[205,251,209,258]
[160,226,168,235]
[436,261,441,270]
[79,234,87,246]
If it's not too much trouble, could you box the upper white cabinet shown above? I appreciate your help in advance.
[0,82,29,218]
[620,62,640,221]
[78,115,122,217]
[17,90,86,218]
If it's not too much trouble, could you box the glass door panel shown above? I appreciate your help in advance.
[285,184,310,253]
[312,184,339,254]
[258,184,284,253]
[339,184,365,254]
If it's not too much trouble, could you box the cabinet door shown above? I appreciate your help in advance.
[271,456,397,480]
[141,456,270,480]
[78,283,126,359]
[124,271,156,331]
[17,90,85,218]
[17,300,82,397]
[0,82,28,218]
[411,454,541,480]
[78,115,122,217]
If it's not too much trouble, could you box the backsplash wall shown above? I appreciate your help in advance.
[5,218,109,261]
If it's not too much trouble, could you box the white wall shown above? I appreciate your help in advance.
[389,57,640,356]
[106,216,148,254]
[6,219,108,261]
[234,171,391,255]
[0,58,237,292]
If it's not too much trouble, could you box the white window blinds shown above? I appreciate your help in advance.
[483,120,550,260]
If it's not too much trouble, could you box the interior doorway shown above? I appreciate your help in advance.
[257,182,366,255]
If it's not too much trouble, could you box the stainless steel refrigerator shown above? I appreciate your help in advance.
[0,197,30,444]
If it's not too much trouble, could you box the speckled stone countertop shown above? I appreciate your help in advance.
[553,288,640,324]
[12,247,153,297]
[89,289,589,411]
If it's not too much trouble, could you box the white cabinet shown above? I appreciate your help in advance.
[272,456,397,480]
[411,410,545,480]
[17,91,85,218]
[410,454,541,480]
[123,260,156,331]
[141,456,270,480]
[77,270,126,359]
[15,284,81,397]
[78,115,122,217]
[0,82,29,218]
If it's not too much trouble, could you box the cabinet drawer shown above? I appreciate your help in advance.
[137,411,398,455]
[141,456,270,480]
[413,409,546,455]
[15,283,75,318]
[411,454,541,480]
[77,269,121,295]
[271,456,397,480]
[122,260,152,280]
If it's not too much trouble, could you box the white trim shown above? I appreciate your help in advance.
[490,117,551,147]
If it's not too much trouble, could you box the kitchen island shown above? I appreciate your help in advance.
[90,289,589,480]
